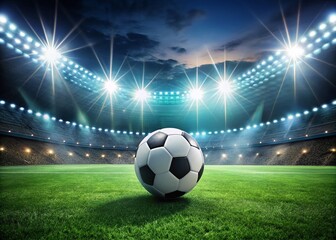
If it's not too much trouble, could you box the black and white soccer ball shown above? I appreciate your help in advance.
[135,128,204,199]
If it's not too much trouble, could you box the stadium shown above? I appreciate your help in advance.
[0,0,335,239]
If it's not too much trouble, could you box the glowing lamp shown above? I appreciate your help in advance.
[218,80,232,95]
[286,45,304,60]
[104,80,118,94]
[135,89,149,101]
[189,88,203,100]
[41,46,60,63]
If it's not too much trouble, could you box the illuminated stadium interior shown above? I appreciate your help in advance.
[1,1,336,239]
[0,8,336,149]
[0,1,335,161]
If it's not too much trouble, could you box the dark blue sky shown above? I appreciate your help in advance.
[1,0,335,75]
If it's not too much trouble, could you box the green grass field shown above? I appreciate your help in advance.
[0,165,335,239]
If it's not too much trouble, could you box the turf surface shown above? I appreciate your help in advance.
[0,165,335,239]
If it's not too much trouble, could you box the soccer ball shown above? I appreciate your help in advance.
[134,128,204,199]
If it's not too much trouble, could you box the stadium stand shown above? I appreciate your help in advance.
[0,135,335,166]
[0,135,135,165]
[0,101,335,165]
[1,101,335,149]
[203,136,336,165]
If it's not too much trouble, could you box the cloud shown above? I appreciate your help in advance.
[170,46,187,54]
[107,32,158,54]
[83,17,118,34]
[165,8,205,31]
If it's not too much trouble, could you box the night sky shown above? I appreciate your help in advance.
[1,0,335,78]
[0,0,336,132]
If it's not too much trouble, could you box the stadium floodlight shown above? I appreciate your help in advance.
[134,89,149,101]
[309,30,317,38]
[332,100,336,105]
[36,112,42,117]
[0,15,7,24]
[9,23,16,31]
[217,80,232,95]
[286,45,304,60]
[312,107,318,112]
[303,110,309,115]
[41,46,61,63]
[104,80,118,94]
[329,14,336,24]
[319,23,327,31]
[0,100,5,104]
[43,114,50,120]
[10,103,15,108]
[322,104,328,109]
[189,88,203,100]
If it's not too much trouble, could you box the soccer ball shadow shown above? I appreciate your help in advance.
[92,194,191,227]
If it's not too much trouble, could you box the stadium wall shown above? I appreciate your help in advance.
[0,135,335,166]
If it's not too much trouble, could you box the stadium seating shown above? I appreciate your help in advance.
[0,102,335,165]
[0,135,335,166]
[1,102,335,149]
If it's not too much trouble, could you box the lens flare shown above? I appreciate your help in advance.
[104,80,118,94]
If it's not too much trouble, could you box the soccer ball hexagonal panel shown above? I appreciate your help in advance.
[135,143,150,167]
[178,171,198,192]
[153,172,179,194]
[164,135,190,157]
[147,132,168,149]
[187,146,204,172]
[169,156,190,179]
[143,183,163,197]
[147,147,172,174]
